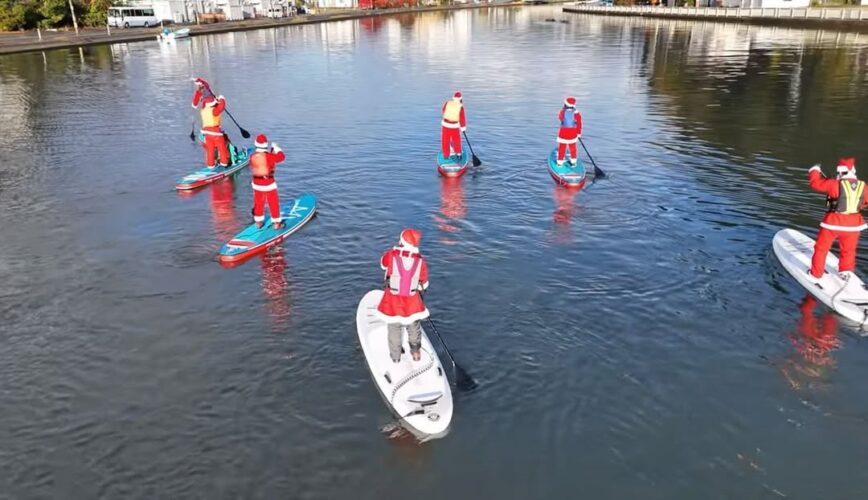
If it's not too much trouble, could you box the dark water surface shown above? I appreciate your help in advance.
[3,7,868,499]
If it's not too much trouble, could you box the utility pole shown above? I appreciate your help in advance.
[68,0,80,34]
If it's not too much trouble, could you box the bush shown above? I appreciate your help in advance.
[83,0,111,26]
[0,0,42,30]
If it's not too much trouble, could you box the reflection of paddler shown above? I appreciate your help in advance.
[209,175,237,243]
[553,186,579,226]
[779,295,840,390]
[260,248,291,327]
[439,177,466,222]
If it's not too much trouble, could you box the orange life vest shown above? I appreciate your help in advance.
[443,100,462,122]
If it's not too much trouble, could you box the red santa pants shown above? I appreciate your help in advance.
[252,188,281,223]
[557,142,578,163]
[811,227,860,277]
[441,126,462,158]
[204,133,230,167]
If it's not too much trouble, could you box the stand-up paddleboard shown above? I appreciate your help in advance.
[356,290,453,438]
[217,193,317,264]
[437,151,470,178]
[547,149,587,189]
[773,228,868,325]
[175,147,253,191]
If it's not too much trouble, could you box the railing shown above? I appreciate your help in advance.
[563,4,868,21]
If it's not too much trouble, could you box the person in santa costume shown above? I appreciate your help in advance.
[808,157,868,279]
[556,96,583,166]
[191,78,230,169]
[250,134,286,230]
[441,91,467,160]
[377,229,430,363]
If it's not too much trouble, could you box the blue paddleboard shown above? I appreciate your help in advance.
[175,147,253,191]
[217,193,317,263]
[547,149,587,188]
[437,151,470,177]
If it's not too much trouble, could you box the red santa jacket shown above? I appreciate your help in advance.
[557,108,583,144]
[376,247,430,324]
[441,101,467,130]
[250,148,285,192]
[809,166,868,231]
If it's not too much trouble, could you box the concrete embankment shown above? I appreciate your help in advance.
[0,3,526,56]
[562,4,868,33]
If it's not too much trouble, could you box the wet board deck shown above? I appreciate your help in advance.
[217,193,317,264]
[773,228,868,325]
[547,149,587,188]
[437,151,470,178]
[174,147,252,191]
[356,290,453,438]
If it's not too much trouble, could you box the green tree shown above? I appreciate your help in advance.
[0,0,43,30]
[38,0,69,28]
[83,0,111,26]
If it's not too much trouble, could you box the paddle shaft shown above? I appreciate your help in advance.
[201,86,251,138]
[463,131,482,166]
[579,137,605,178]
[424,316,458,371]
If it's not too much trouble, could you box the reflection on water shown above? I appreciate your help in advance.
[779,295,840,391]
[434,177,466,244]
[260,248,292,331]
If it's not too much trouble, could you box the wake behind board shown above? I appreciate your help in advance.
[217,193,317,264]
[437,151,470,178]
[548,149,587,189]
[773,228,868,325]
[356,290,453,438]
[175,147,253,191]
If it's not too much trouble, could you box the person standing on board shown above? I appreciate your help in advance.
[808,157,868,279]
[377,229,430,363]
[250,134,286,230]
[191,78,230,169]
[556,96,583,167]
[441,91,467,160]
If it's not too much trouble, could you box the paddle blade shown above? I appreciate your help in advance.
[240,128,251,139]
[453,363,477,392]
[471,154,482,167]
[594,165,606,179]
[190,122,196,142]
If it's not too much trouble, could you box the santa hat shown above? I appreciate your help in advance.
[564,96,577,107]
[837,157,857,178]
[399,228,421,251]
[203,96,217,107]
[255,134,269,149]
[452,91,462,101]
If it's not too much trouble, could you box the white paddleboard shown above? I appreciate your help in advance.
[356,290,453,437]
[773,228,868,325]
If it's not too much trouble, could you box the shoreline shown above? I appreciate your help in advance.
[0,2,529,56]
[562,4,868,33]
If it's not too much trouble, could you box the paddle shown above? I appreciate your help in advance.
[463,131,482,167]
[579,137,606,179]
[189,119,196,142]
[200,85,252,139]
[423,313,478,392]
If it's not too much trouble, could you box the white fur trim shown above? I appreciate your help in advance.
[201,129,223,136]
[374,308,430,325]
[271,217,282,223]
[809,165,822,173]
[255,141,268,148]
[251,182,277,192]
[441,120,460,129]
[397,241,420,253]
[557,137,578,144]
[820,222,867,231]
[253,215,265,222]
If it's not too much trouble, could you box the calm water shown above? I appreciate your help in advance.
[3,7,868,499]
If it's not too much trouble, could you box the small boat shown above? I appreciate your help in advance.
[174,147,252,191]
[547,149,587,189]
[158,28,191,42]
[436,151,470,178]
[217,193,317,264]
[774,228,868,326]
[356,289,453,438]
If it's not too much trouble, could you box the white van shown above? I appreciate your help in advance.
[107,7,160,28]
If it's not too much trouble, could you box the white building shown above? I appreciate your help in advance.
[314,0,357,8]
